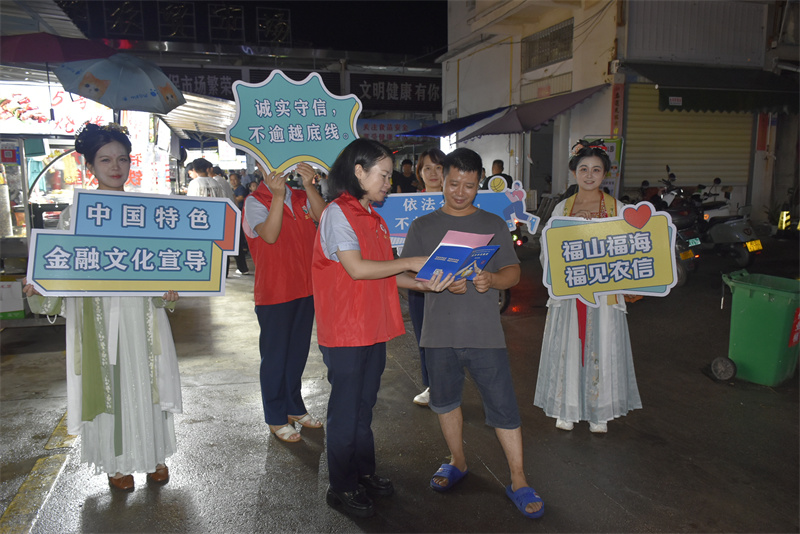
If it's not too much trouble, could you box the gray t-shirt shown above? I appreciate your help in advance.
[242,186,310,239]
[401,208,519,349]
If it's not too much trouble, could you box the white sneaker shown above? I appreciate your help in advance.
[413,387,430,406]
[235,269,252,275]
[555,418,574,431]
[589,422,608,433]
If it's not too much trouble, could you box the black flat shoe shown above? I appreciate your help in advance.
[326,485,374,518]
[359,474,394,497]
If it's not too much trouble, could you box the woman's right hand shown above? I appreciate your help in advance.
[264,170,286,197]
[405,256,428,273]
[256,162,286,198]
[21,278,41,297]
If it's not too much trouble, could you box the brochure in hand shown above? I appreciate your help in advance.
[416,230,500,281]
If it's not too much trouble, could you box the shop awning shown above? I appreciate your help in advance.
[399,105,510,137]
[459,84,608,142]
[624,62,799,114]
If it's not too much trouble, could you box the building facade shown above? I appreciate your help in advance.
[440,0,798,222]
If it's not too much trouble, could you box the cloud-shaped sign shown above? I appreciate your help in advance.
[226,70,362,173]
[541,202,677,307]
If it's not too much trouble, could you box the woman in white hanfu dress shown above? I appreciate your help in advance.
[24,122,181,492]
[534,140,642,434]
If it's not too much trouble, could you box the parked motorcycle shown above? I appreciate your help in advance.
[628,177,699,286]
[646,167,761,268]
[685,172,762,267]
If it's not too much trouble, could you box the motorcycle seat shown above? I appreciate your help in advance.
[706,215,741,227]
[702,201,728,211]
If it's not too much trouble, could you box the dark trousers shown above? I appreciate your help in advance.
[321,343,386,492]
[408,289,429,387]
[255,296,314,425]
[235,226,249,273]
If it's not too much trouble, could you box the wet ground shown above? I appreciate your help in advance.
[1,234,798,533]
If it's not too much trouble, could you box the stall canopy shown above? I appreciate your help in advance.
[460,84,608,142]
[399,105,510,137]
[624,62,799,114]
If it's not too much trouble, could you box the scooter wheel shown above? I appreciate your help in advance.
[675,262,688,287]
[711,356,737,381]
[731,246,754,268]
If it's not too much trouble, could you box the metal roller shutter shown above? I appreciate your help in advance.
[623,83,753,188]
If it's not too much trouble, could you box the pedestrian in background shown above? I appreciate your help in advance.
[534,140,642,434]
[408,147,446,406]
[481,159,513,190]
[212,165,236,203]
[23,122,182,492]
[187,158,225,198]
[393,158,418,193]
[243,160,327,443]
[230,172,251,275]
[312,138,452,518]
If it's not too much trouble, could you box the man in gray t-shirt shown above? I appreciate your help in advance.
[400,148,543,519]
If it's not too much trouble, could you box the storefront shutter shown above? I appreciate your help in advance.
[623,83,753,188]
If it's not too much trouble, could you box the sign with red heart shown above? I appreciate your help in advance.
[540,201,678,307]
[623,203,652,229]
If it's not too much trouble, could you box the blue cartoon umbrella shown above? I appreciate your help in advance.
[52,53,186,114]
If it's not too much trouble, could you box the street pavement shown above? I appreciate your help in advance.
[1,234,798,533]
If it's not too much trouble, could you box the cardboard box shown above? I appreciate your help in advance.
[0,281,25,319]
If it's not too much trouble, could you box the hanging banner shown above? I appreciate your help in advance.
[226,70,361,173]
[373,181,539,250]
[541,202,677,307]
[26,189,240,296]
[0,84,113,136]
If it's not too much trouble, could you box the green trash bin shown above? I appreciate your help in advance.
[722,270,800,386]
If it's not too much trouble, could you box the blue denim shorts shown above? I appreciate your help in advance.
[425,347,521,429]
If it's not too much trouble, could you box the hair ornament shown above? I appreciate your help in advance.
[76,121,129,138]
[569,139,608,159]
[75,121,130,155]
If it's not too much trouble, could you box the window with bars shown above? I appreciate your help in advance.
[521,19,573,72]
[104,1,145,40]
[208,3,245,44]
[158,1,196,42]
[257,7,291,46]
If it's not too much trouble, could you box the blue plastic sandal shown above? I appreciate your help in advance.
[505,485,544,518]
[430,463,468,492]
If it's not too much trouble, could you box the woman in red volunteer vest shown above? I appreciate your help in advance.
[243,161,326,443]
[313,139,453,518]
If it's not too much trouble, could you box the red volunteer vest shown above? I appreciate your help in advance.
[312,193,405,347]
[245,182,317,306]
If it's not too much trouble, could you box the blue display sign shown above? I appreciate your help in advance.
[27,189,241,296]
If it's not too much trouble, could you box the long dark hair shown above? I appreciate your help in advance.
[74,122,131,164]
[329,138,394,200]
